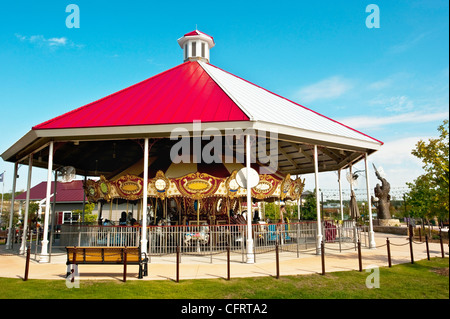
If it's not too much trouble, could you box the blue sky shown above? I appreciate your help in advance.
[0,0,448,199]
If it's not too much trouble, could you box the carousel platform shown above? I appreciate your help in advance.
[0,231,447,282]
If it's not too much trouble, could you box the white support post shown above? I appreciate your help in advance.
[6,162,18,250]
[141,138,149,255]
[314,145,323,254]
[338,169,344,220]
[365,153,376,249]
[297,174,301,221]
[20,155,33,254]
[246,134,255,264]
[40,141,54,263]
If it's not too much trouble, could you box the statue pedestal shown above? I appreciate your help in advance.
[373,219,400,227]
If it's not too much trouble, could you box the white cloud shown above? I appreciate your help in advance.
[368,79,392,90]
[15,33,81,49]
[301,137,426,191]
[296,76,353,103]
[47,37,68,46]
[368,137,427,187]
[389,32,429,54]
[338,110,449,130]
[369,137,423,166]
[369,95,415,113]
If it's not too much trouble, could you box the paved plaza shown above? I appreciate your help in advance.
[1,231,447,281]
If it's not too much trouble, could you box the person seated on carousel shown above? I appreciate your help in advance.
[102,218,114,226]
[280,204,286,223]
[200,222,209,233]
[119,211,127,226]
[127,212,137,226]
[252,210,261,224]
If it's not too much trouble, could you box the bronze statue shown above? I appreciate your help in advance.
[372,164,391,219]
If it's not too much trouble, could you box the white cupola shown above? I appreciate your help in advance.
[177,29,215,63]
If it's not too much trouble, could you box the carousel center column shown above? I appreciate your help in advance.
[141,138,149,255]
[246,134,255,264]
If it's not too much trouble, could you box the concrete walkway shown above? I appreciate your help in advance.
[1,232,448,282]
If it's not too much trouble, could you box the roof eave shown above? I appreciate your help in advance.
[1,129,39,163]
[253,120,382,154]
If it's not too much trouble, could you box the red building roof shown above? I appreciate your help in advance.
[15,180,85,202]
[184,30,214,41]
[33,61,248,130]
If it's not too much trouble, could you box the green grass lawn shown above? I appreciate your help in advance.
[0,258,448,299]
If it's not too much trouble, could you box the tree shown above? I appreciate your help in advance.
[412,120,449,189]
[72,203,97,224]
[407,120,449,225]
[300,191,317,220]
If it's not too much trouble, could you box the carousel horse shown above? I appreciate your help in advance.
[184,224,210,246]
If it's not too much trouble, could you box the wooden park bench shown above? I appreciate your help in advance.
[65,246,148,282]
[0,230,8,243]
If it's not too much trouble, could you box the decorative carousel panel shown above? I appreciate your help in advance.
[225,170,241,198]
[288,177,305,201]
[280,174,292,200]
[84,179,98,202]
[150,170,170,199]
[98,176,112,202]
[252,174,278,199]
[112,174,144,201]
[172,172,224,200]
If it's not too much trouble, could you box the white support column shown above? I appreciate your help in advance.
[314,145,323,254]
[141,138,149,254]
[338,169,344,220]
[297,175,301,220]
[365,153,376,249]
[20,155,33,254]
[6,162,18,250]
[246,134,255,264]
[40,141,54,263]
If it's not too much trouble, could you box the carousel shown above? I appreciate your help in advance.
[84,160,305,226]
[2,30,383,263]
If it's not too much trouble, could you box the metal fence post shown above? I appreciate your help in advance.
[386,238,392,267]
[439,230,444,258]
[357,240,362,272]
[338,226,342,252]
[425,235,430,260]
[275,243,280,279]
[24,245,31,281]
[321,240,325,275]
[227,244,230,281]
[176,244,180,283]
[123,246,127,282]
[409,236,414,264]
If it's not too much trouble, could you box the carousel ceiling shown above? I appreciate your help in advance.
[14,136,366,178]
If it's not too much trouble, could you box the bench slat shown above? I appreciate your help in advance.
[66,247,140,264]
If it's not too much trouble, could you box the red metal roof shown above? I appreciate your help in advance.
[33,61,249,130]
[184,30,214,41]
[15,180,85,202]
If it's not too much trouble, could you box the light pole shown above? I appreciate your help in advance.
[0,170,5,226]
